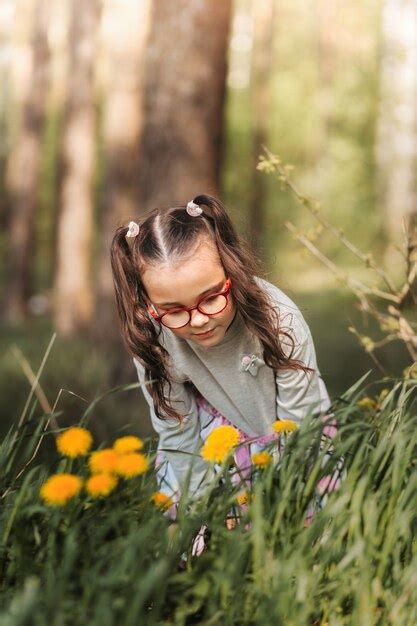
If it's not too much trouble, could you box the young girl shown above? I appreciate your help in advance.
[110,194,338,532]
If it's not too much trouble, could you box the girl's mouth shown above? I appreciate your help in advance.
[194,328,215,338]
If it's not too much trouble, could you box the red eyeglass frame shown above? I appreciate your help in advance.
[149,278,232,328]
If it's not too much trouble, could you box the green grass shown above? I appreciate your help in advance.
[0,364,416,625]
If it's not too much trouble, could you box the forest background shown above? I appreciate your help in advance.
[0,0,415,445]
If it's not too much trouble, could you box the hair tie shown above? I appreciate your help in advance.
[125,221,140,239]
[186,200,203,217]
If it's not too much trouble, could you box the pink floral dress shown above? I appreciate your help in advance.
[154,390,341,526]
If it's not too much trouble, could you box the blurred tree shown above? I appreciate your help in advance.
[376,0,417,264]
[3,0,50,323]
[0,0,14,238]
[94,0,151,342]
[54,0,100,336]
[137,0,232,208]
[314,0,338,161]
[249,0,275,253]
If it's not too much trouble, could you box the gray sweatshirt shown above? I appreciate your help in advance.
[134,277,330,497]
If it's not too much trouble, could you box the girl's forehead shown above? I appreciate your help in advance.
[142,249,226,304]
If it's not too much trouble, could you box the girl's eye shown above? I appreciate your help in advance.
[199,294,227,314]
[163,309,185,317]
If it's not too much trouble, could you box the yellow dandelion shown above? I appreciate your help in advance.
[114,452,149,478]
[40,473,82,506]
[113,435,144,455]
[237,491,249,506]
[252,451,272,468]
[85,473,117,498]
[272,419,298,434]
[357,397,377,410]
[89,448,120,474]
[200,425,240,464]
[56,427,93,458]
[151,491,174,510]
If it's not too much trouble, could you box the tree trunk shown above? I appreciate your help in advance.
[94,0,151,341]
[3,0,50,323]
[375,0,417,266]
[314,0,339,161]
[0,0,14,238]
[249,0,275,255]
[138,0,232,209]
[54,0,100,336]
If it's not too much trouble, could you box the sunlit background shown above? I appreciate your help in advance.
[0,0,415,442]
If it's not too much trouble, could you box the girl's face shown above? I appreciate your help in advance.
[141,239,236,347]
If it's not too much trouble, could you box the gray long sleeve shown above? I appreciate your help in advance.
[274,308,331,424]
[133,358,216,498]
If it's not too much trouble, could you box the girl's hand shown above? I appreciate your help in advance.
[191,524,208,556]
[226,517,237,530]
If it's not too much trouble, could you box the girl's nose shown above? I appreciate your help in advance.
[189,309,210,327]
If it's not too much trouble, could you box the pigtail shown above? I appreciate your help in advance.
[193,194,312,375]
[110,227,180,422]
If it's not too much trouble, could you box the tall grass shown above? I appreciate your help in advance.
[0,365,416,625]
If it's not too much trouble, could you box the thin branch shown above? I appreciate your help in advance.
[285,222,399,303]
[348,326,388,377]
[261,145,399,294]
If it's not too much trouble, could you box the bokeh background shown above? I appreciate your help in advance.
[0,0,415,443]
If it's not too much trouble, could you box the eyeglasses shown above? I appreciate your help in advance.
[149,279,232,329]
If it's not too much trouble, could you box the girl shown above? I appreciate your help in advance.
[110,194,338,531]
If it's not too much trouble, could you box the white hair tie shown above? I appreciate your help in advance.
[125,221,140,239]
[186,200,203,217]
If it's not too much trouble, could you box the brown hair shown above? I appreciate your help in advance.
[111,194,312,423]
